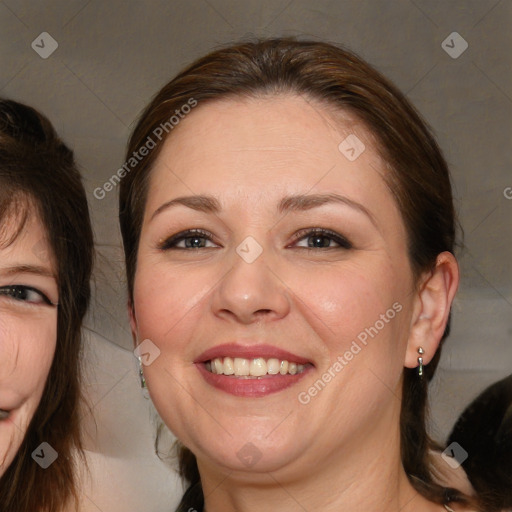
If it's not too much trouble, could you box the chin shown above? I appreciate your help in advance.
[191,431,306,476]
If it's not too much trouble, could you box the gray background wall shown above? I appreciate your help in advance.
[1,1,511,510]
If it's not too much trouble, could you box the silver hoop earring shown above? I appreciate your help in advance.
[417,347,425,377]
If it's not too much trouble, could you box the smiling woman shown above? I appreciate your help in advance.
[0,100,93,511]
[119,39,486,512]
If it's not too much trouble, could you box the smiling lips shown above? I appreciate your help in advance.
[196,344,313,397]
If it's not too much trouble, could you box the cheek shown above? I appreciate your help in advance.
[295,260,403,339]
[0,314,56,477]
[133,260,215,345]
[291,264,411,428]
[0,316,57,397]
[290,258,413,396]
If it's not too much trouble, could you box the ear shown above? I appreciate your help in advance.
[128,300,138,349]
[405,251,459,369]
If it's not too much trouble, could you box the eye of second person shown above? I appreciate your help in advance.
[308,234,332,248]
[185,235,208,248]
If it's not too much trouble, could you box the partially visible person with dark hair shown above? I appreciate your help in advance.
[447,374,512,512]
[0,99,93,511]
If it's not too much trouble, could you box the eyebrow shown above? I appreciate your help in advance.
[278,193,378,227]
[0,264,56,279]
[151,193,377,227]
[151,195,221,220]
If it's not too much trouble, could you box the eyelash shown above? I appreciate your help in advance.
[159,228,352,251]
[0,285,55,306]
[159,229,216,250]
[290,228,353,250]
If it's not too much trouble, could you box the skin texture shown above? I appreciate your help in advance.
[130,94,459,511]
[0,210,58,477]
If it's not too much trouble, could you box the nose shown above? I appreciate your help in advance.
[211,244,291,325]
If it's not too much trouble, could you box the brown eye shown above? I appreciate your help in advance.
[0,285,54,306]
[307,234,333,248]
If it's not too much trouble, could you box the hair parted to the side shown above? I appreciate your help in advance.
[119,38,484,511]
[0,99,94,511]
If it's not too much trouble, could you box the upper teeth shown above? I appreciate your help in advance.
[206,357,305,377]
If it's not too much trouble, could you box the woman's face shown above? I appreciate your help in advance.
[131,95,419,476]
[0,208,58,476]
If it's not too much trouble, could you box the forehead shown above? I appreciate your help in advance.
[148,94,400,217]
[0,200,55,272]
[150,94,387,191]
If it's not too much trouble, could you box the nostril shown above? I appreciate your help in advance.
[255,309,272,315]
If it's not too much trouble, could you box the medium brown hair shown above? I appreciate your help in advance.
[0,99,93,511]
[119,38,483,511]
